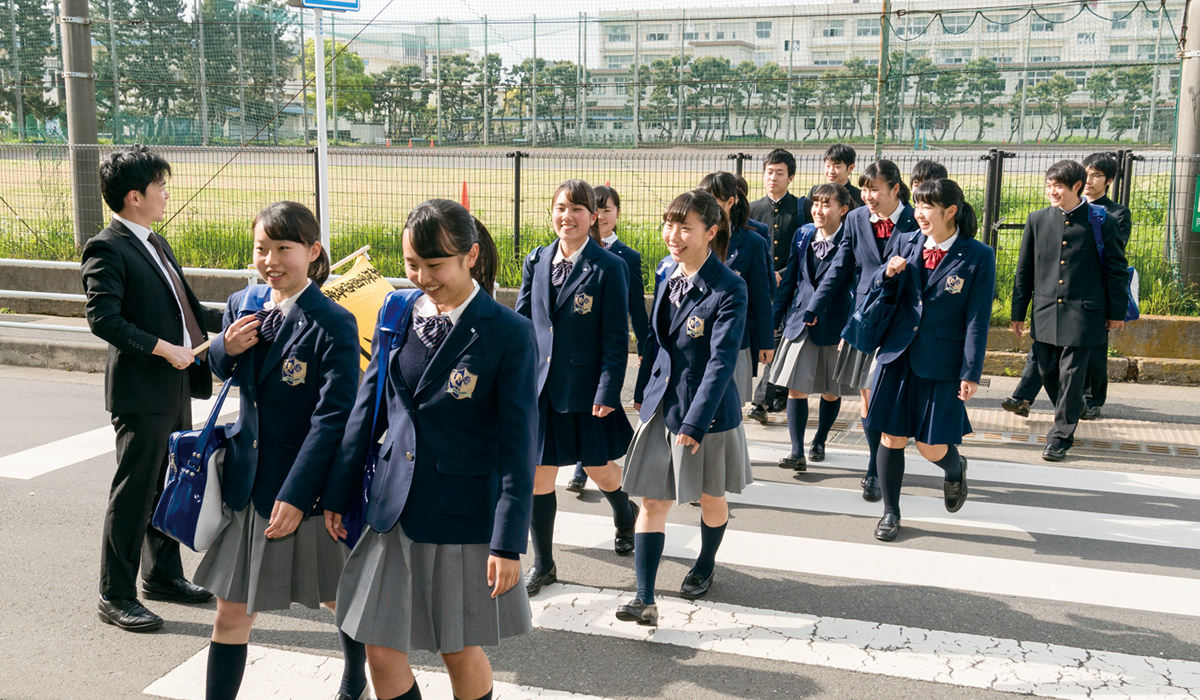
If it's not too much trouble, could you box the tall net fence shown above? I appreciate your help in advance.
[0,0,1187,147]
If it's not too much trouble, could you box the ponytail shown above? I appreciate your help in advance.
[697,171,749,231]
[253,201,331,285]
[469,216,499,295]
[860,159,911,205]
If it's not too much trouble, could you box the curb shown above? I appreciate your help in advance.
[0,336,106,373]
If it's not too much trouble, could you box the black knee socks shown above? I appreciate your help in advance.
[530,492,557,573]
[864,424,881,480]
[877,446,906,518]
[205,641,248,700]
[601,486,635,531]
[382,682,423,700]
[634,532,666,604]
[812,397,841,448]
[692,519,727,580]
[786,398,808,458]
[338,629,367,697]
[934,444,963,482]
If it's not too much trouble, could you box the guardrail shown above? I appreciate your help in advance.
[0,257,414,288]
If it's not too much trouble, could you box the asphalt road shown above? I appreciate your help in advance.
[0,365,1197,699]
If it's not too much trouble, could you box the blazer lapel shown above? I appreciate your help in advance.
[650,259,676,340]
[669,258,714,336]
[534,242,555,325]
[813,227,843,279]
[413,293,489,398]
[555,240,595,311]
[925,235,970,292]
[113,221,176,298]
[256,285,317,384]
[856,210,885,270]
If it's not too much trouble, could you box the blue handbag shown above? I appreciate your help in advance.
[151,284,273,552]
[341,288,423,549]
[841,280,897,354]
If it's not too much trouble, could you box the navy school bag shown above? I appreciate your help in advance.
[1087,203,1139,322]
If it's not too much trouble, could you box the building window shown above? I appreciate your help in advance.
[940,48,972,64]
[1147,9,1160,29]
[607,55,632,70]
[1112,17,1128,31]
[646,32,668,42]
[1110,44,1129,58]
[985,16,1013,33]
[756,21,771,39]
[1030,53,1060,63]
[820,21,844,38]
[942,15,971,34]
[607,27,630,42]
[683,31,698,41]
[813,52,844,66]
[1077,32,1095,45]
[857,18,879,37]
[1031,15,1059,32]
[1065,70,1087,88]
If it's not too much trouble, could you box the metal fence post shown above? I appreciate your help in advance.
[509,151,526,257]
[1120,151,1140,209]
[729,152,750,178]
[980,149,999,250]
[310,147,320,222]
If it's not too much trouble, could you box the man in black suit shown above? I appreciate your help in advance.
[1010,160,1128,462]
[81,146,222,631]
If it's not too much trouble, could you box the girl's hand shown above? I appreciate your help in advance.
[675,433,700,455]
[959,380,979,402]
[264,500,303,539]
[759,349,775,364]
[885,256,908,278]
[593,404,614,418]
[487,556,521,599]
[223,315,261,357]
[324,510,347,542]
[633,402,642,412]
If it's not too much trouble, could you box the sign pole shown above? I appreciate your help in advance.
[313,7,331,254]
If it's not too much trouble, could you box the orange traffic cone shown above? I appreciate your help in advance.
[606,180,611,187]
[461,181,470,211]
[430,139,435,147]
[408,138,413,148]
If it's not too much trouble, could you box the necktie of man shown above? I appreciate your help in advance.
[668,275,693,307]
[551,260,574,287]
[414,314,452,349]
[872,218,895,239]
[147,233,205,360]
[923,247,947,270]
[254,308,282,343]
[811,237,834,260]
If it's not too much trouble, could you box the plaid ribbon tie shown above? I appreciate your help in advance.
[414,314,452,349]
[551,260,574,286]
[811,237,834,260]
[668,275,693,307]
[254,308,282,343]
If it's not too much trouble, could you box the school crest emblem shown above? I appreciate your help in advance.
[686,316,705,338]
[945,275,965,295]
[281,358,307,386]
[446,368,479,400]
[573,292,593,315]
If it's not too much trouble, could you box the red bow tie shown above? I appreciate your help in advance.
[872,218,895,239]
[923,247,947,270]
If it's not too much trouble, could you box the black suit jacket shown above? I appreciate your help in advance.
[1090,195,1133,248]
[1011,205,1128,348]
[81,220,223,414]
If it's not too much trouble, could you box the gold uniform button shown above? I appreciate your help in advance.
[252,440,258,449]
[912,326,919,331]
[405,451,414,461]
[1059,280,1064,284]
[1060,260,1066,265]
[1062,241,1067,246]
[1058,299,1064,304]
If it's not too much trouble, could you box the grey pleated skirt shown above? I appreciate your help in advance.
[622,407,753,504]
[733,348,754,404]
[834,343,877,391]
[335,525,533,654]
[194,505,345,614]
[771,331,851,396]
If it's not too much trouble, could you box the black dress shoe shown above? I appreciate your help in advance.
[333,687,368,700]
[747,404,768,425]
[614,502,639,556]
[524,565,557,596]
[943,457,968,513]
[873,514,900,542]
[615,598,659,626]
[1042,444,1068,462]
[769,395,788,413]
[808,443,826,462]
[778,454,806,472]
[861,476,882,502]
[566,475,587,493]
[679,568,713,600]
[141,577,213,604]
[98,596,164,632]
[1001,397,1031,418]
[1080,405,1102,421]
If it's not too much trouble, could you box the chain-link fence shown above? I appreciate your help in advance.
[0,0,1188,148]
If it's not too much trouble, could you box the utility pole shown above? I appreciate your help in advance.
[435,18,442,145]
[236,1,247,141]
[10,1,24,139]
[106,0,120,140]
[195,0,209,145]
[483,15,489,146]
[58,0,103,246]
[676,12,684,143]
[330,14,337,142]
[632,13,640,147]
[531,14,538,147]
[300,8,309,145]
[1174,0,1200,284]
[872,0,891,160]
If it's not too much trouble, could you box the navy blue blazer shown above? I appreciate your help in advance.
[808,204,918,326]
[873,231,996,384]
[725,227,775,354]
[323,291,538,554]
[743,219,778,298]
[209,283,360,518]
[515,238,629,412]
[607,238,651,355]
[633,254,747,442]
[774,223,851,346]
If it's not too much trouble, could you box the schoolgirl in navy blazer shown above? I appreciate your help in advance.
[594,185,651,356]
[774,222,850,346]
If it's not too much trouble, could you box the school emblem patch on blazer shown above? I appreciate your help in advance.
[446,368,479,400]
[573,291,593,315]
[945,275,965,295]
[686,316,705,338]
[281,358,307,386]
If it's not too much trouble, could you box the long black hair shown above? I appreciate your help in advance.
[913,179,978,240]
[551,179,601,242]
[663,189,730,262]
[594,185,621,234]
[404,199,499,295]
[859,159,911,205]
[697,171,749,231]
[253,201,331,285]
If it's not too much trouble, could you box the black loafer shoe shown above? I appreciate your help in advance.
[141,577,213,605]
[1042,444,1068,462]
[615,598,659,626]
[1001,397,1031,418]
[333,687,369,700]
[769,396,788,413]
[524,565,557,596]
[679,568,713,599]
[1080,405,1101,421]
[873,513,901,542]
[747,404,768,425]
[614,502,638,556]
[566,475,587,494]
[861,476,882,502]
[98,596,164,632]
[809,443,826,462]
[778,454,806,472]
[943,457,968,513]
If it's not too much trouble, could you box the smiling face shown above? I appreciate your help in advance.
[861,176,900,218]
[253,222,320,299]
[811,196,849,234]
[914,200,957,239]
[596,200,619,238]
[1046,179,1082,210]
[824,159,852,185]
[662,208,716,271]
[551,189,596,248]
[763,163,793,200]
[402,228,478,308]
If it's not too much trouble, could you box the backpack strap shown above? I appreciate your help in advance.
[367,289,423,441]
[1087,203,1108,266]
[237,283,273,315]
[654,255,674,286]
[793,222,818,258]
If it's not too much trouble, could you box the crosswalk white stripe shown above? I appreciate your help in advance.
[530,583,1200,700]
[552,511,1200,617]
[746,441,1200,500]
[144,644,609,700]
[0,397,235,480]
[556,470,1200,550]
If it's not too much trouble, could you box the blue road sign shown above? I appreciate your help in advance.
[301,0,360,11]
